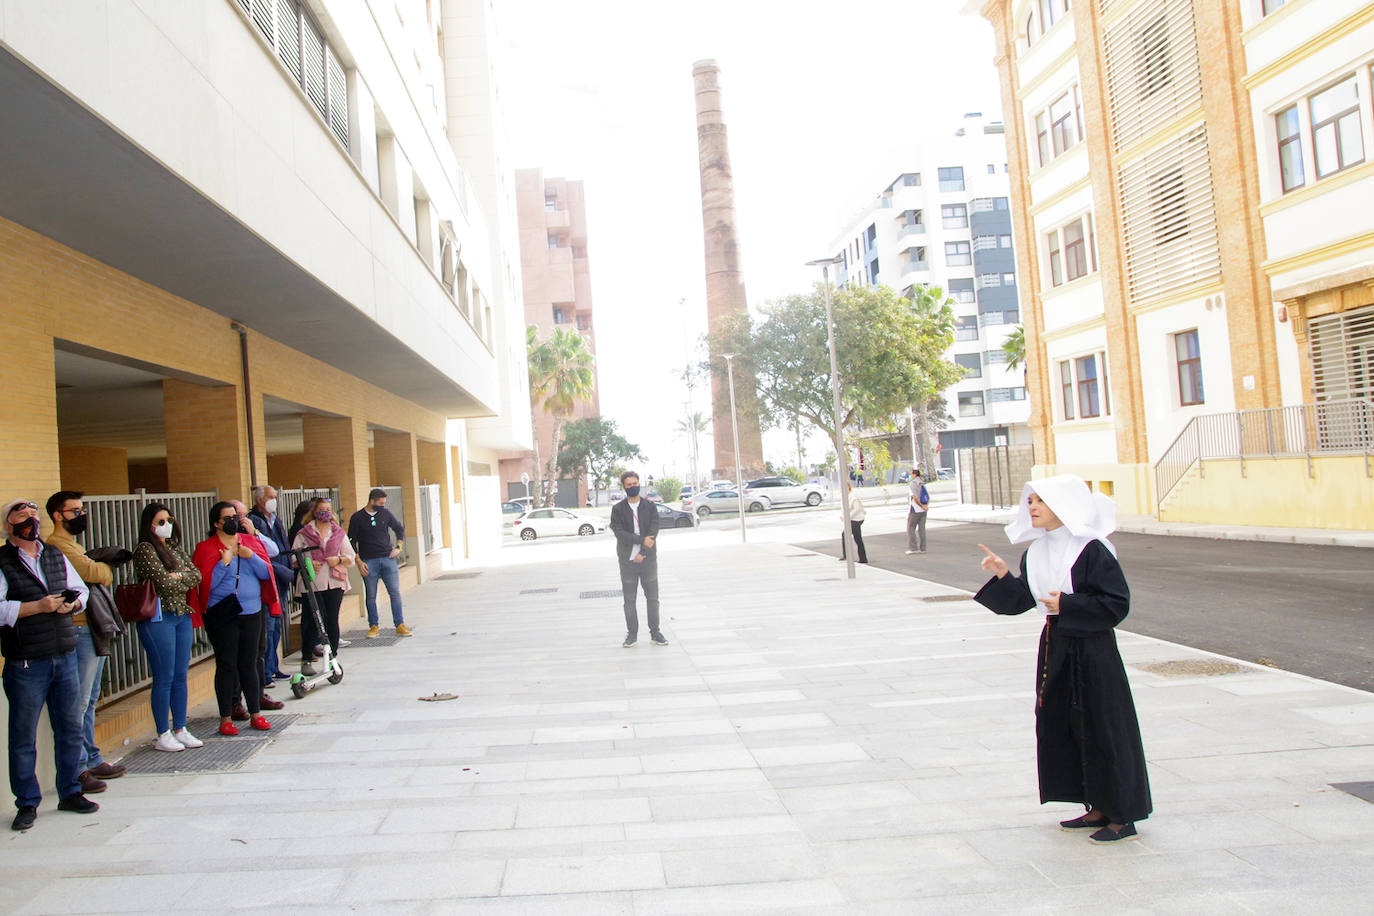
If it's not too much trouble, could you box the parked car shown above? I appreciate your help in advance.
[680,485,695,500]
[683,489,770,517]
[512,508,607,541]
[501,500,526,517]
[936,467,955,481]
[646,490,663,503]
[708,479,735,490]
[743,476,825,508]
[655,503,695,528]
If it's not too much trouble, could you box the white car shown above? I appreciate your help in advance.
[707,479,736,490]
[742,476,826,507]
[513,508,607,541]
[683,489,771,517]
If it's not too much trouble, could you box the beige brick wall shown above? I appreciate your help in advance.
[59,444,130,495]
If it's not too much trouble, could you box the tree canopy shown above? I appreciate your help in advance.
[528,326,596,505]
[555,416,643,497]
[707,283,962,443]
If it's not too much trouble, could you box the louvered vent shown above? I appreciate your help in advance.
[1102,0,1202,151]
[1309,305,1374,402]
[274,0,301,82]
[301,16,327,115]
[1117,125,1220,303]
[327,47,349,147]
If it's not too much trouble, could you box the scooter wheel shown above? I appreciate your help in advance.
[291,681,307,699]
[327,667,344,685]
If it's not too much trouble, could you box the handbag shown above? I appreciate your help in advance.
[203,559,243,627]
[113,580,158,623]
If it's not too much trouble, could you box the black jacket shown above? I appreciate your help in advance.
[0,542,78,660]
[609,498,660,563]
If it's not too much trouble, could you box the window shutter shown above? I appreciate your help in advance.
[1309,305,1374,403]
[327,46,349,147]
[301,14,327,117]
[1101,0,1202,152]
[274,0,301,82]
[250,0,274,41]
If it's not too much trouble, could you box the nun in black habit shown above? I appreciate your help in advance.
[974,474,1151,843]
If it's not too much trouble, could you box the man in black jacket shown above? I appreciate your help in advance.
[609,471,665,648]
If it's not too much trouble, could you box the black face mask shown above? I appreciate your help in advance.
[220,517,241,536]
[625,486,641,498]
[12,517,40,542]
[66,515,89,537]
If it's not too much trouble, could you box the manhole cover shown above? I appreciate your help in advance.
[181,713,303,738]
[579,589,623,599]
[520,587,558,594]
[921,594,972,602]
[340,632,406,646]
[1331,782,1374,803]
[1136,659,1243,678]
[436,572,481,580]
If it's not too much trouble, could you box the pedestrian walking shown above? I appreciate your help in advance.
[839,482,868,564]
[292,497,354,664]
[0,498,97,831]
[973,474,1151,843]
[348,488,411,638]
[131,503,203,752]
[43,491,128,791]
[905,468,929,554]
[609,471,665,648]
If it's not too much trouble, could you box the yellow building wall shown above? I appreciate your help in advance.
[59,444,131,495]
[1035,463,1156,515]
[1160,456,1374,530]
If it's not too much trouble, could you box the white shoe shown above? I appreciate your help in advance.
[154,731,185,752]
[172,727,204,749]
[337,638,351,648]
[905,549,917,554]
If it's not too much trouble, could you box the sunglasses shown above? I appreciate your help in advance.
[7,501,38,517]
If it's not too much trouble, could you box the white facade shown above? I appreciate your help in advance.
[828,115,1030,452]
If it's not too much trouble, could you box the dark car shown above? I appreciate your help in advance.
[501,501,526,516]
[654,503,695,529]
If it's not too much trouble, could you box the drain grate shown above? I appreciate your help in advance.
[340,632,406,646]
[579,589,623,599]
[1331,782,1374,803]
[115,713,303,774]
[921,594,973,602]
[814,577,841,582]
[1136,659,1243,678]
[521,587,558,594]
[436,572,481,580]
[784,553,819,557]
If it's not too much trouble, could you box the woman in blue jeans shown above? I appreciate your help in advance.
[132,503,202,752]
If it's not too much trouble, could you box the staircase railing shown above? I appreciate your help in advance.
[1153,398,1374,513]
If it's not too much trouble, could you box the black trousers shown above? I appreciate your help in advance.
[619,557,660,637]
[206,610,262,717]
[301,588,343,659]
[840,520,868,563]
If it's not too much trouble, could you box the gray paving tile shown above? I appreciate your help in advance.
[500,852,664,895]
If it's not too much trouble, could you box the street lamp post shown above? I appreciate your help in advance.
[720,352,747,544]
[805,257,855,580]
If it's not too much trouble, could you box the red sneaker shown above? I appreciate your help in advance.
[218,722,239,737]
[249,716,271,731]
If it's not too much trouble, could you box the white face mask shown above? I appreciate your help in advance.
[154,521,174,540]
[265,498,278,515]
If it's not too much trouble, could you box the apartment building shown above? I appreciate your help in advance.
[963,0,1374,525]
[501,169,601,506]
[0,0,530,771]
[829,115,1031,468]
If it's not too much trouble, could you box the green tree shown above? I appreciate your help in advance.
[528,327,596,506]
[1002,325,1026,373]
[556,416,643,505]
[780,466,806,483]
[708,282,962,447]
[907,285,966,475]
[656,477,683,502]
[525,325,554,505]
[674,410,709,488]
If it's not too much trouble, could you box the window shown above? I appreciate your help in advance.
[1045,215,1096,287]
[900,209,924,229]
[986,349,1010,365]
[1003,273,1017,286]
[1139,15,1172,97]
[958,392,986,417]
[974,235,1000,252]
[1000,235,1013,248]
[1036,86,1083,166]
[1152,167,1189,244]
[1276,105,1304,192]
[552,307,567,324]
[1174,329,1204,405]
[907,247,927,269]
[1039,0,1057,31]
[949,278,975,303]
[976,274,1002,290]
[938,167,965,192]
[547,234,560,248]
[1076,355,1102,417]
[989,386,1027,402]
[956,354,983,379]
[1059,361,1075,420]
[544,199,557,212]
[987,164,997,174]
[1058,352,1109,420]
[945,241,972,266]
[942,204,969,229]
[955,315,979,341]
[865,224,878,249]
[899,172,921,187]
[1063,220,1089,282]
[1310,76,1364,179]
[981,310,1019,327]
[995,198,1009,210]
[235,0,349,148]
[1262,0,1286,13]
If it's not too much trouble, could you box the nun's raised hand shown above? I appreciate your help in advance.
[978,544,1009,578]
[1041,591,1061,615]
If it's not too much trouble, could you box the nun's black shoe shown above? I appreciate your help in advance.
[1089,822,1138,843]
[1059,813,1108,830]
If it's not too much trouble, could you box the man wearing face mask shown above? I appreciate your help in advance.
[0,498,97,831]
[248,486,291,686]
[608,471,666,648]
[44,492,128,796]
[347,488,410,639]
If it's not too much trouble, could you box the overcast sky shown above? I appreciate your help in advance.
[498,0,1003,481]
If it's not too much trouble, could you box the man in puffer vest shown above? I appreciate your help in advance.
[0,498,96,831]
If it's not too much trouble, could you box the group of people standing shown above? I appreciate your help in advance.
[1,486,410,832]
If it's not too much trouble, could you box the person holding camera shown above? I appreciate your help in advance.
[188,501,276,737]
[0,498,96,831]
[132,503,203,752]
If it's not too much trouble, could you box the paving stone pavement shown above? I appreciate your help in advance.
[3,538,1374,914]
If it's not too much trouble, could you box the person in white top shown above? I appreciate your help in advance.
[905,468,929,554]
[839,483,868,564]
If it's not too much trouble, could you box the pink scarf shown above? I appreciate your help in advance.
[299,520,349,582]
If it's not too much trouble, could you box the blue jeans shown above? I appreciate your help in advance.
[362,556,404,626]
[4,649,83,808]
[73,626,106,770]
[263,613,283,679]
[136,613,192,734]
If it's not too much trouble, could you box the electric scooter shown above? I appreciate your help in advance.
[284,544,343,698]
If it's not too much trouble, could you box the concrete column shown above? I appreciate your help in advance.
[301,414,370,517]
[372,429,424,577]
[692,60,766,480]
[163,379,249,499]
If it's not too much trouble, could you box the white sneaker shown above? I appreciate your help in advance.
[154,731,185,752]
[337,638,352,648]
[905,549,917,555]
[173,727,204,749]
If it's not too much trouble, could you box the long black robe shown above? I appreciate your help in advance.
[974,539,1152,823]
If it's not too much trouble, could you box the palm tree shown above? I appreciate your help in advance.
[675,410,709,488]
[529,327,596,504]
[1002,325,1027,374]
[525,325,555,505]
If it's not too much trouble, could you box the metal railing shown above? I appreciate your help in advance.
[82,490,220,700]
[1154,399,1374,510]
